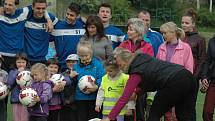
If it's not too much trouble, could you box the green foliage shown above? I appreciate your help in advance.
[109,0,133,25]
[17,0,215,28]
[197,7,215,27]
[74,0,133,25]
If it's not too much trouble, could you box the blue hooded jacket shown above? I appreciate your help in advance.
[74,57,105,100]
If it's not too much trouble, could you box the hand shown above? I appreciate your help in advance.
[32,95,40,104]
[101,117,110,121]
[57,81,66,92]
[18,67,25,72]
[45,19,54,33]
[129,92,136,100]
[125,109,133,116]
[201,79,209,90]
[59,81,66,88]
[87,85,98,93]
[53,84,64,92]
[95,105,101,112]
[70,71,79,78]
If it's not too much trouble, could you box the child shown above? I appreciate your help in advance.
[28,63,53,121]
[0,57,8,121]
[60,54,79,121]
[46,58,71,121]
[64,54,79,73]
[95,60,135,121]
[70,40,105,121]
[7,52,30,121]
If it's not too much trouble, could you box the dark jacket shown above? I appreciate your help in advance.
[201,35,215,81]
[61,70,77,107]
[128,53,184,92]
[182,31,206,78]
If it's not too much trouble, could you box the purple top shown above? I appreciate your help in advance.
[28,80,53,117]
[166,43,178,62]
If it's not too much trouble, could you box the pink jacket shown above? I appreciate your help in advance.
[119,39,154,57]
[156,40,194,73]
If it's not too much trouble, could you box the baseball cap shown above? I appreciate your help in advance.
[66,54,79,61]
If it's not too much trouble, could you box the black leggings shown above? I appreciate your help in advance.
[60,105,78,121]
[76,100,98,121]
[29,116,47,121]
[147,69,198,121]
[48,109,60,121]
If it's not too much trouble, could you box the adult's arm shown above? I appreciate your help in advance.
[184,45,194,73]
[195,36,206,78]
[107,74,141,120]
[200,38,213,79]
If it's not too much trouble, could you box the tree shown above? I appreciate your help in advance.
[197,0,200,10]
[209,0,213,12]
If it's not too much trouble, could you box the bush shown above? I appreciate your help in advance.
[198,7,215,27]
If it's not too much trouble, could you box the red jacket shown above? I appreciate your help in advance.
[119,39,154,57]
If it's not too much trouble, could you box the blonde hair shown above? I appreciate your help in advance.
[160,22,185,39]
[30,63,49,80]
[113,47,133,62]
[77,40,93,55]
[127,18,146,37]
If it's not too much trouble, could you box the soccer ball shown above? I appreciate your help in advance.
[78,75,97,94]
[19,87,38,107]
[0,82,8,100]
[88,118,101,121]
[16,71,32,87]
[49,74,64,84]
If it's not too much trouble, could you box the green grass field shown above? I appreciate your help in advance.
[196,91,205,121]
[5,91,210,121]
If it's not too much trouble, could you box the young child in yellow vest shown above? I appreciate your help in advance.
[95,59,135,121]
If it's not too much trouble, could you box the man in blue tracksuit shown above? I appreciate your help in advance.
[0,0,30,72]
[0,0,53,72]
[138,10,164,56]
[24,0,58,65]
[97,3,125,49]
[51,3,85,71]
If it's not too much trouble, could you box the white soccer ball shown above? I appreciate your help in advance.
[49,74,64,84]
[78,75,97,94]
[16,71,32,87]
[88,118,101,121]
[19,87,38,107]
[0,82,8,100]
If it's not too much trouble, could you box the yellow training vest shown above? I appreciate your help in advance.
[101,73,129,115]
